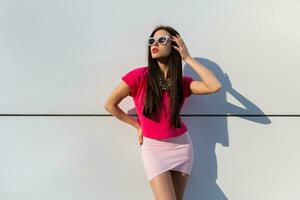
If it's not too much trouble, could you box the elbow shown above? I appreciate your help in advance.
[216,84,222,91]
[215,86,222,92]
[104,102,113,112]
[104,105,110,112]
[211,84,222,93]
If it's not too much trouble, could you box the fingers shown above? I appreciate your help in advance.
[172,45,179,51]
[139,135,143,145]
[171,34,182,41]
[170,36,180,49]
[171,34,184,47]
[138,131,143,145]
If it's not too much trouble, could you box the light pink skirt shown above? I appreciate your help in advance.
[140,130,194,182]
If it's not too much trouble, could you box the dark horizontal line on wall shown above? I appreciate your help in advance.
[1,114,300,117]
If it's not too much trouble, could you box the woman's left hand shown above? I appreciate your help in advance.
[170,34,192,62]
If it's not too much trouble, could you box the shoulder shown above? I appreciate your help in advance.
[123,66,148,77]
[182,76,194,98]
[121,66,148,87]
[121,66,148,97]
[182,76,194,84]
[135,66,148,76]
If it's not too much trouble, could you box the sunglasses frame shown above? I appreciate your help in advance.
[148,35,171,46]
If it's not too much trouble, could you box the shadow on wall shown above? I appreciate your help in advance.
[128,57,271,200]
[183,57,271,200]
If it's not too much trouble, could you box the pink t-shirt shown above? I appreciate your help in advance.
[121,66,194,139]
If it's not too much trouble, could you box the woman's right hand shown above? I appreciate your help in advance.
[137,127,143,145]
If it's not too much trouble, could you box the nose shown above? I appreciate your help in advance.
[153,40,159,46]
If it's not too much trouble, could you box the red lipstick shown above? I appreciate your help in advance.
[152,48,159,53]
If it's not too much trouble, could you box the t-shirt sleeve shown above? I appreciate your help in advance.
[183,76,194,98]
[121,67,142,97]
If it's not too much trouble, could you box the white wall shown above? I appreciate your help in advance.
[1,0,299,199]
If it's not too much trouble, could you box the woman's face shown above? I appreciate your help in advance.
[150,29,172,59]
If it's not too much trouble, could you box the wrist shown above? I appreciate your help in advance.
[134,122,141,129]
[183,56,193,63]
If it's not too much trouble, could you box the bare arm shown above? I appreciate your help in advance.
[170,34,221,94]
[104,81,140,130]
[185,56,222,95]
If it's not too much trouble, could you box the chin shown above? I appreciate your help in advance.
[152,54,165,59]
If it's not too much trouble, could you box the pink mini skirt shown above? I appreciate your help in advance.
[140,130,194,182]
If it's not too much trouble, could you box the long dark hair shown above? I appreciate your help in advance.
[142,25,184,128]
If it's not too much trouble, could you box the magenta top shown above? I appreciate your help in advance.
[121,66,194,139]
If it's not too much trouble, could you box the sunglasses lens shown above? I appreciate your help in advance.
[158,36,167,44]
[148,38,155,45]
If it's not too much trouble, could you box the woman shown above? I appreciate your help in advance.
[104,25,222,200]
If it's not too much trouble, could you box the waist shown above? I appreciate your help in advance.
[143,130,191,142]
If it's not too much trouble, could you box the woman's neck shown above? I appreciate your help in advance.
[157,58,169,79]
